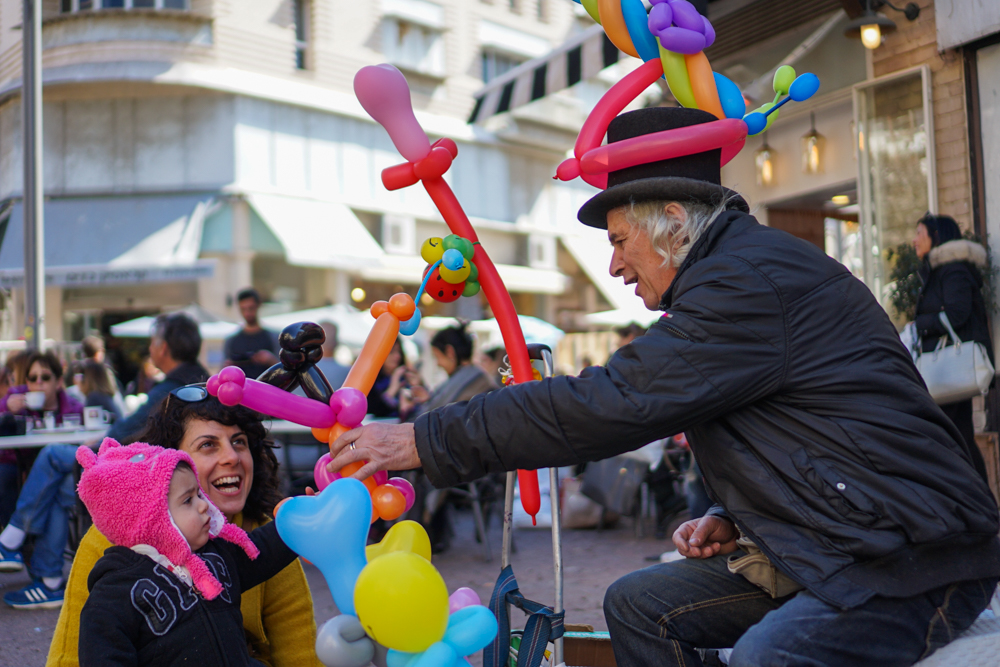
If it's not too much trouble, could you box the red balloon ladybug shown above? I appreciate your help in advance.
[422,264,464,303]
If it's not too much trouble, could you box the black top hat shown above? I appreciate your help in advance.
[577,107,749,229]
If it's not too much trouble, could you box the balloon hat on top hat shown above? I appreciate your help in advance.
[557,0,821,199]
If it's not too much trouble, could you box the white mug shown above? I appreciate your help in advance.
[25,391,46,411]
[83,406,108,429]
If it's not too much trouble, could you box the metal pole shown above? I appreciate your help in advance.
[22,0,44,350]
[542,348,564,666]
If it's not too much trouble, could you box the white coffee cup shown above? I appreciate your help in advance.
[25,391,46,411]
[83,406,108,429]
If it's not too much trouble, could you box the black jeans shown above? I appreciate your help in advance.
[604,553,997,667]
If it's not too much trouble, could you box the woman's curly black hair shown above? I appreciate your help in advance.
[133,391,282,523]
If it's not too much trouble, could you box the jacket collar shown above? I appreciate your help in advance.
[928,239,987,270]
[659,210,759,310]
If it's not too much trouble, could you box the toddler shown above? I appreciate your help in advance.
[75,439,298,666]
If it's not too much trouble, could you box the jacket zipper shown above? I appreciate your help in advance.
[662,322,692,341]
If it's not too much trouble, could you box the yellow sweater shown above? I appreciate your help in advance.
[46,517,323,667]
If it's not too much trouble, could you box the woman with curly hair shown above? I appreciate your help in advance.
[46,386,322,667]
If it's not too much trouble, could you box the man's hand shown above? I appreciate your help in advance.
[328,422,421,480]
[672,515,739,559]
[5,394,26,414]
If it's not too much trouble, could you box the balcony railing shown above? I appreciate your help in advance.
[61,0,188,11]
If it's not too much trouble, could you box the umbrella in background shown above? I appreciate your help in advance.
[260,304,374,349]
[109,304,240,340]
[421,315,565,352]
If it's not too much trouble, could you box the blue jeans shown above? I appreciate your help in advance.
[8,444,78,578]
[604,553,997,667]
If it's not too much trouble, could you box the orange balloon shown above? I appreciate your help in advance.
[372,484,407,521]
[370,301,389,318]
[685,52,725,120]
[388,293,415,321]
[312,426,332,443]
[598,0,639,59]
[328,423,350,445]
[340,459,377,493]
[343,312,400,395]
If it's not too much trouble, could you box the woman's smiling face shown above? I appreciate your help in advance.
[178,418,254,520]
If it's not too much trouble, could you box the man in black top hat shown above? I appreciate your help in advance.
[328,107,1000,666]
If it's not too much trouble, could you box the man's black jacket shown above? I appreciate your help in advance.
[415,211,1000,609]
[80,522,296,666]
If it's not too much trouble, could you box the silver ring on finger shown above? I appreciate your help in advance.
[349,443,356,451]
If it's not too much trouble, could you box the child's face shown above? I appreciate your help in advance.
[168,466,211,551]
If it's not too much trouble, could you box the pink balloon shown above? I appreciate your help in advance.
[387,477,415,512]
[354,64,431,163]
[219,365,246,385]
[206,374,221,395]
[448,587,482,614]
[313,453,342,491]
[373,470,389,487]
[331,387,367,429]
[217,382,244,407]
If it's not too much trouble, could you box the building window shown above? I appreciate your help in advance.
[61,0,188,10]
[381,19,445,77]
[293,0,310,70]
[536,0,547,22]
[481,50,524,83]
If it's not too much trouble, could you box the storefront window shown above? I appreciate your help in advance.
[853,66,936,309]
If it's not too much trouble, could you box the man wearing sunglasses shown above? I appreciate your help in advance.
[0,351,84,608]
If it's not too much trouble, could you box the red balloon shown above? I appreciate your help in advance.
[422,265,464,303]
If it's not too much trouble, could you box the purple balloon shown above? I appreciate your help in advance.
[448,587,482,614]
[670,0,703,31]
[387,477,415,512]
[648,2,672,33]
[331,387,367,429]
[313,453,343,491]
[702,15,716,49]
[658,26,706,54]
[374,470,389,487]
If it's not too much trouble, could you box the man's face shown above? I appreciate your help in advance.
[149,335,168,371]
[238,298,259,327]
[607,207,679,310]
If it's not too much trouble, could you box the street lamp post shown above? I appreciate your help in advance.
[22,0,44,350]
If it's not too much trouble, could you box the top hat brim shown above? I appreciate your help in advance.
[578,176,749,229]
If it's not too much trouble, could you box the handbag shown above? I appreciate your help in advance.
[914,312,995,405]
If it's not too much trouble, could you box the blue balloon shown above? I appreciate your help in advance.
[442,248,465,271]
[276,478,370,616]
[789,73,820,102]
[385,605,497,667]
[621,0,659,62]
[399,309,421,336]
[743,112,767,136]
[714,73,746,120]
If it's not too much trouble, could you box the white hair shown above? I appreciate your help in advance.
[622,198,731,269]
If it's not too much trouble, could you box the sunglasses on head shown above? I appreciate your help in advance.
[28,373,54,383]
[169,384,210,404]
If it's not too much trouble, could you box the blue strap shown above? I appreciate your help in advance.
[484,565,565,667]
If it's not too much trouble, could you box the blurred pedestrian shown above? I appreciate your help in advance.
[315,321,349,390]
[80,335,127,417]
[77,360,122,423]
[224,288,279,380]
[914,214,992,472]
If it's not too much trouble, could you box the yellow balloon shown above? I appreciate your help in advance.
[354,551,449,653]
[439,259,471,284]
[420,237,445,264]
[366,520,432,563]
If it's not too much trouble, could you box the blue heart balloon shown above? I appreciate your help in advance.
[789,73,820,102]
[385,605,497,667]
[276,478,371,616]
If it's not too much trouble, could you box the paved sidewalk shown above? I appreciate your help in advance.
[0,510,680,666]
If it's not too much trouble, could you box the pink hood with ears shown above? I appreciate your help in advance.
[76,439,259,599]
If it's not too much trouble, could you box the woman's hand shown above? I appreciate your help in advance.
[5,394,26,414]
[672,515,739,559]
[328,422,421,480]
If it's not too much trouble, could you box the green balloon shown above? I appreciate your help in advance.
[443,234,474,260]
[462,281,480,297]
[773,66,796,96]
[468,263,478,282]
[755,103,779,132]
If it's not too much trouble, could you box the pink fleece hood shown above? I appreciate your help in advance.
[76,439,259,599]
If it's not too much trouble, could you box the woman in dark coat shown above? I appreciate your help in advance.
[914,214,992,467]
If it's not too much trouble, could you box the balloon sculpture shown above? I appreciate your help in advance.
[555,0,821,189]
[276,479,497,667]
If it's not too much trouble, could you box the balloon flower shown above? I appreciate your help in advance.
[419,235,480,304]
[276,481,497,667]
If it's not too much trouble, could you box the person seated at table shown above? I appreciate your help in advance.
[0,352,30,528]
[46,386,322,667]
[0,351,84,608]
[80,335,127,418]
[76,360,123,424]
[105,312,208,444]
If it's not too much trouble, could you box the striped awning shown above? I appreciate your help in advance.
[468,23,621,124]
